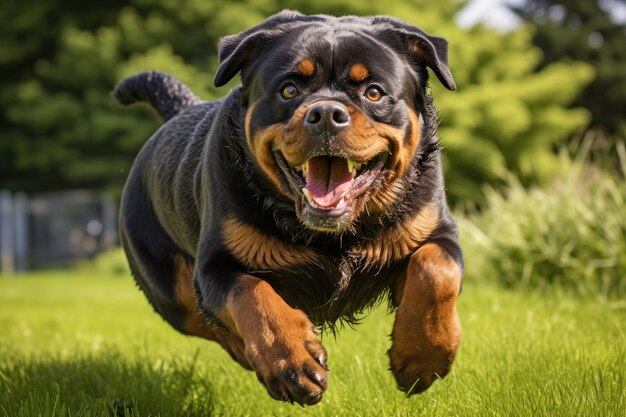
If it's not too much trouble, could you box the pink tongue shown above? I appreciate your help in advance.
[305,156,354,208]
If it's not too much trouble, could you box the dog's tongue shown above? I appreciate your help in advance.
[305,156,353,208]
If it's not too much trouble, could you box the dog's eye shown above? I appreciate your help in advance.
[280,83,299,100]
[365,86,384,102]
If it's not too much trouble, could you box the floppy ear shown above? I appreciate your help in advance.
[214,10,318,87]
[372,17,456,91]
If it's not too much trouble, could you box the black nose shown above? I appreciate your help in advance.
[304,101,350,133]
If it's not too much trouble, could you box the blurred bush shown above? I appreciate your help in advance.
[76,248,130,277]
[0,0,594,205]
[460,137,626,297]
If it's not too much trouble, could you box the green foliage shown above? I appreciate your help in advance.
[513,0,626,136]
[1,273,625,416]
[0,0,594,204]
[434,24,594,202]
[460,140,626,297]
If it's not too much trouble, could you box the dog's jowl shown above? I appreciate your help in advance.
[114,10,462,405]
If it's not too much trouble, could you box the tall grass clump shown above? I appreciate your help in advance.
[459,137,626,298]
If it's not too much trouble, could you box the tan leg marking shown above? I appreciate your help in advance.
[220,275,328,405]
[172,255,249,369]
[388,243,462,395]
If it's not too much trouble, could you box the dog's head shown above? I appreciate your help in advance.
[215,11,455,233]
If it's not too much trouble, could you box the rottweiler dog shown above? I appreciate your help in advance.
[114,10,463,406]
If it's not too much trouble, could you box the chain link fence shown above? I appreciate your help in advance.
[0,190,117,273]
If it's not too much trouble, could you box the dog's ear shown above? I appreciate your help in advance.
[372,17,456,91]
[214,10,319,87]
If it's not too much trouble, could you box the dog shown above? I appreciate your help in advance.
[114,10,463,406]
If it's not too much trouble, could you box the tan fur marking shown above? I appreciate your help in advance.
[219,275,328,405]
[389,242,462,394]
[358,203,439,265]
[280,103,398,167]
[295,59,315,77]
[344,108,400,160]
[172,255,210,336]
[409,244,462,303]
[349,63,369,82]
[173,255,196,310]
[221,276,311,347]
[366,181,402,213]
[244,102,290,198]
[172,256,251,368]
[366,109,421,212]
[392,108,421,180]
[222,216,319,271]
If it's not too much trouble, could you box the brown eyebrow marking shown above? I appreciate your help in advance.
[294,59,315,77]
[349,63,369,82]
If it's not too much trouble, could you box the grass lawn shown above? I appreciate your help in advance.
[1,270,624,417]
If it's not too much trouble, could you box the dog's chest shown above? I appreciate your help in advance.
[252,245,404,325]
[221,217,411,323]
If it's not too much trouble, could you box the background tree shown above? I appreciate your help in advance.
[0,0,594,204]
[512,0,626,137]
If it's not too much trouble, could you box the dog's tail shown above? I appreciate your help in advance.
[112,71,203,122]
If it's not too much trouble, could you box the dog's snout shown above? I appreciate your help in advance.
[304,101,350,133]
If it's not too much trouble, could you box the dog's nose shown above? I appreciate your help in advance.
[304,101,350,133]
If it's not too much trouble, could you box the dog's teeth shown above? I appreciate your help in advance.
[348,159,363,175]
[302,188,313,203]
[302,163,308,176]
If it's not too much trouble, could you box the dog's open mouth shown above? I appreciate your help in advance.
[273,148,388,218]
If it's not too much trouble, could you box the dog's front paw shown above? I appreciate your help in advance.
[388,333,458,395]
[245,311,328,405]
[388,304,461,395]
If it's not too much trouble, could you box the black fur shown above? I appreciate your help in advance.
[113,71,203,121]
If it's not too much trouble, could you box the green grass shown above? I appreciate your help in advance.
[1,271,625,417]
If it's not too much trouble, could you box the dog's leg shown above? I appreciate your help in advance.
[388,241,462,395]
[216,274,328,405]
[199,327,251,370]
